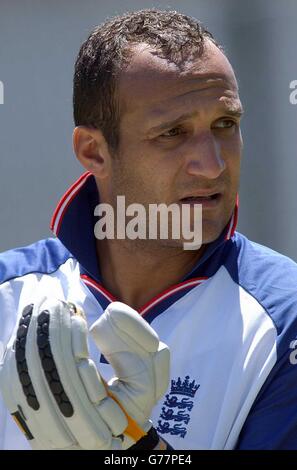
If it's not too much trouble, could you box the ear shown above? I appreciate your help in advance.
[73,126,112,179]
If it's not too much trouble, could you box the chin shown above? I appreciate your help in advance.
[201,221,226,245]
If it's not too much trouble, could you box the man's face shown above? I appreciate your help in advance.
[108,40,243,246]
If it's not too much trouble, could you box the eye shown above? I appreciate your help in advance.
[212,119,237,129]
[160,127,184,137]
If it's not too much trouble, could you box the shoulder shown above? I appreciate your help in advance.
[233,231,297,269]
[0,238,73,285]
[225,232,297,353]
[231,231,297,298]
[0,238,76,350]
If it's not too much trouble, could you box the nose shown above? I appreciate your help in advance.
[184,132,226,179]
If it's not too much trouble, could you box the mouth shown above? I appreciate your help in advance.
[179,193,222,208]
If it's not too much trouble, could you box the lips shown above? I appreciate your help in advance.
[180,194,219,202]
[179,193,222,208]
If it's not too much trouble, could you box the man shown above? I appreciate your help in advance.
[1,9,297,450]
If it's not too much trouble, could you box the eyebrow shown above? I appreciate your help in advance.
[148,106,244,134]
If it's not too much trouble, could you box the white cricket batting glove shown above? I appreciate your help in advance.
[0,299,170,449]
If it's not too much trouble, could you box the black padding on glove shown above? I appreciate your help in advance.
[37,309,73,417]
[15,305,40,411]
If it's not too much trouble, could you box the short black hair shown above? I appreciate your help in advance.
[73,9,221,151]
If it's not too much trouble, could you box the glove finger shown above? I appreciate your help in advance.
[89,302,170,427]
[90,302,161,385]
[77,359,128,437]
[152,342,171,400]
[90,302,160,357]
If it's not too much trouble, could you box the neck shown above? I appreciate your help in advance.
[96,239,205,310]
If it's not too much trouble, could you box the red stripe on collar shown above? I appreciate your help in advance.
[225,194,239,240]
[80,273,208,316]
[139,277,208,315]
[50,171,92,236]
[80,274,116,303]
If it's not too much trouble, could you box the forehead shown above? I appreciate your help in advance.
[118,41,240,121]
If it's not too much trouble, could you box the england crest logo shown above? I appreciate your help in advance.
[157,375,200,438]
